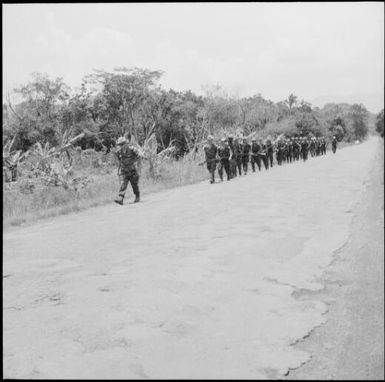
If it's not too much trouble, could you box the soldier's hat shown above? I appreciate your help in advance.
[116,136,127,145]
[228,134,233,139]
[251,137,256,141]
[207,135,214,140]
[221,138,227,142]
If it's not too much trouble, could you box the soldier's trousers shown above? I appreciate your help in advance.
[119,169,140,198]
[230,158,237,178]
[268,153,274,168]
[206,161,217,182]
[262,155,269,170]
[276,152,282,165]
[251,155,261,172]
[242,156,249,174]
[218,160,230,180]
[332,145,336,154]
[236,158,242,176]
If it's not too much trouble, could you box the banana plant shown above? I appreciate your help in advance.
[3,136,29,182]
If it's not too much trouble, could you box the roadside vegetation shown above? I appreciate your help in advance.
[3,68,378,227]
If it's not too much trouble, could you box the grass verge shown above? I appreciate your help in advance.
[3,156,208,229]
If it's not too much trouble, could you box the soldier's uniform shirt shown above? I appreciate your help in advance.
[242,143,251,159]
[218,146,230,161]
[251,142,261,154]
[204,143,218,161]
[116,144,139,172]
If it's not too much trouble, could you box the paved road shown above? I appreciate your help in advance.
[286,139,384,380]
[3,138,382,379]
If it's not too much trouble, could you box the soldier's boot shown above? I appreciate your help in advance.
[134,194,140,203]
[114,195,124,205]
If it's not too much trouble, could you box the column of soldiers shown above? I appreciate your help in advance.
[113,133,337,203]
[203,134,334,183]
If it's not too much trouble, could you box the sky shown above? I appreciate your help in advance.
[3,2,384,112]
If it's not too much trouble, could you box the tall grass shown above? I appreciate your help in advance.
[3,153,208,229]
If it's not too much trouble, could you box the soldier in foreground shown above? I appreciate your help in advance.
[218,138,231,181]
[114,135,142,205]
[204,135,218,184]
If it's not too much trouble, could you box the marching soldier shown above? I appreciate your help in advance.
[241,137,251,175]
[114,135,143,205]
[287,138,293,163]
[321,137,327,155]
[315,137,321,156]
[276,139,284,165]
[250,138,262,172]
[235,137,243,176]
[266,138,274,168]
[332,135,337,154]
[293,137,300,161]
[204,135,218,183]
[260,139,269,170]
[228,134,237,178]
[301,136,309,161]
[310,137,316,157]
[218,138,231,181]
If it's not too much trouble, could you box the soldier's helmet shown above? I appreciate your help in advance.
[221,138,227,143]
[228,134,233,139]
[252,138,256,141]
[116,137,127,145]
[207,135,214,141]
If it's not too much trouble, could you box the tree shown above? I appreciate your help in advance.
[284,93,298,114]
[375,109,384,137]
[5,73,70,150]
[348,104,369,140]
[83,67,163,142]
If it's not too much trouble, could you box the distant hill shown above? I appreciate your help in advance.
[311,93,384,114]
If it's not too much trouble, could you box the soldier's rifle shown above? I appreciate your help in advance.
[198,157,221,166]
